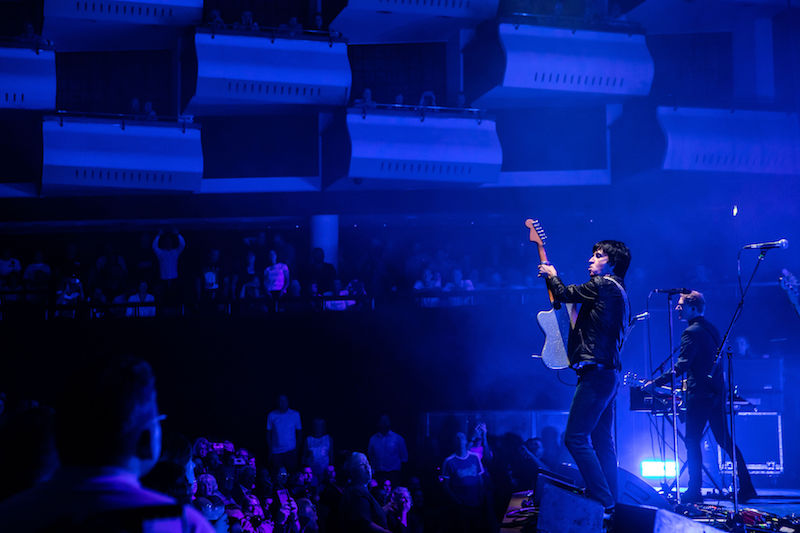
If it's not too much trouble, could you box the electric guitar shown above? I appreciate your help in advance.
[780,269,800,318]
[526,218,574,370]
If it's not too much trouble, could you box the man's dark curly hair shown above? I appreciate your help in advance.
[593,240,631,279]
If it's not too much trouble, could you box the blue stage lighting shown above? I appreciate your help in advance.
[640,460,677,478]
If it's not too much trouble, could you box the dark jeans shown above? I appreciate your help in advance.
[685,395,754,495]
[270,449,298,474]
[564,368,619,508]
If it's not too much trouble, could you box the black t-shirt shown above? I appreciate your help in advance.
[340,484,387,532]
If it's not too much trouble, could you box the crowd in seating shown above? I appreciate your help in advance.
[0,224,544,318]
[0,356,575,533]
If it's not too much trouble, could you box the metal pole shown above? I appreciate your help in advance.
[712,249,767,508]
[727,345,739,514]
[667,294,680,499]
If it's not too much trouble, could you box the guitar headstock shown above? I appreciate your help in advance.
[524,219,547,247]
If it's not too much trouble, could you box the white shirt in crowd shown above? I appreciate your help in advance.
[368,430,408,473]
[127,293,156,317]
[267,408,302,454]
[153,233,185,281]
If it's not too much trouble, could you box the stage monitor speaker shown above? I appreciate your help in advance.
[617,467,671,510]
[615,503,720,533]
[536,478,603,533]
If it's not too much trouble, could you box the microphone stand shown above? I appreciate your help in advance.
[712,248,769,514]
[666,293,680,500]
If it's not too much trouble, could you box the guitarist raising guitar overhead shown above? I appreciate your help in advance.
[533,228,631,520]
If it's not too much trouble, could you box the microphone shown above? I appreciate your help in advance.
[653,288,692,295]
[742,239,788,250]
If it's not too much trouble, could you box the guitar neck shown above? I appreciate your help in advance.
[524,218,558,307]
[536,244,558,306]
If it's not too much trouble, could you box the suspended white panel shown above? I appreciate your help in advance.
[658,107,800,175]
[43,0,203,51]
[342,109,501,186]
[0,46,55,110]
[473,24,653,108]
[186,31,351,115]
[331,0,498,43]
[44,0,202,23]
[42,116,203,194]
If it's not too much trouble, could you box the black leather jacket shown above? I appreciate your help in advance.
[653,316,723,398]
[546,274,627,370]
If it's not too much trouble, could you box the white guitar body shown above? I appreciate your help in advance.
[535,304,573,369]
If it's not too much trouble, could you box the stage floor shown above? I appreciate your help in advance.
[703,488,800,516]
[683,489,800,531]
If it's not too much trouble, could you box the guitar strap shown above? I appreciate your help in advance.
[603,275,631,353]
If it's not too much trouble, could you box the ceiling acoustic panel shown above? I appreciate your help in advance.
[335,108,501,188]
[0,46,56,110]
[42,116,203,194]
[658,107,800,175]
[468,23,653,108]
[43,0,203,51]
[186,30,351,115]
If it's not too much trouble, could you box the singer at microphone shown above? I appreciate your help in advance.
[742,239,789,250]
[643,290,757,504]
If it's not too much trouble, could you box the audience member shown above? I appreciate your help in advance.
[21,250,51,307]
[0,355,214,532]
[234,10,260,31]
[0,248,22,288]
[297,497,319,532]
[55,275,84,318]
[468,422,492,463]
[368,415,408,486]
[141,460,194,504]
[153,228,186,305]
[92,244,128,298]
[385,486,421,533]
[339,452,390,533]
[307,248,337,296]
[418,91,436,108]
[304,418,333,481]
[267,395,303,473]
[88,287,108,319]
[312,12,324,30]
[23,250,51,288]
[144,101,158,120]
[273,233,297,274]
[206,9,225,31]
[441,432,491,533]
[198,248,226,304]
[443,269,474,306]
[193,497,228,531]
[130,97,142,117]
[264,250,290,311]
[127,281,157,318]
[354,88,376,108]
